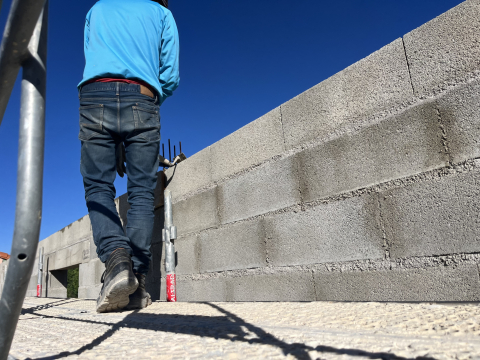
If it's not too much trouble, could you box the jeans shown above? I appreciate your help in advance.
[79,82,160,275]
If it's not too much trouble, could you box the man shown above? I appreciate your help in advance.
[77,0,179,313]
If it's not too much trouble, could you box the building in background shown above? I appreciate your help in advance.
[0,252,10,264]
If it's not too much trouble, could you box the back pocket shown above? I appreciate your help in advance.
[133,105,160,141]
[79,104,104,141]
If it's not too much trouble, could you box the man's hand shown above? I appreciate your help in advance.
[116,142,127,177]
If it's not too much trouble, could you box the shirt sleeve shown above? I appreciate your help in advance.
[159,10,180,104]
[84,10,92,52]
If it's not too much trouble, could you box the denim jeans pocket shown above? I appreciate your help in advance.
[79,104,105,141]
[132,105,160,142]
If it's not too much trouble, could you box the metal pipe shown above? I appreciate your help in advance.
[0,3,47,359]
[164,189,173,229]
[36,247,43,297]
[168,139,171,162]
[163,190,176,302]
[0,0,47,126]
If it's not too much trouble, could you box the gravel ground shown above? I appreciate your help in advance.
[7,297,480,359]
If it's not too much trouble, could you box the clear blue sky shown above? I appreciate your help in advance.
[0,0,465,253]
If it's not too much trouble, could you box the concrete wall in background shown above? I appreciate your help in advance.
[2,0,480,302]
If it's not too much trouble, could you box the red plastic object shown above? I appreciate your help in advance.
[36,284,41,297]
[166,274,176,302]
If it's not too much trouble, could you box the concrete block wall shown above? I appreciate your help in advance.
[163,0,480,302]
[2,0,480,302]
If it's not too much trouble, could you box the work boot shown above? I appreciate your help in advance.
[124,273,152,310]
[96,248,138,313]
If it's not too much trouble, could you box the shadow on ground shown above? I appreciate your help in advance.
[19,300,436,360]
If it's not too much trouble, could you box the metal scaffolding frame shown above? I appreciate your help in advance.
[0,0,48,358]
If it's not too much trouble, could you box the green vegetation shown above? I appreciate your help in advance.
[67,267,79,298]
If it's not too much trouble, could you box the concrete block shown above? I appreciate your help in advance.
[299,101,448,202]
[170,272,315,302]
[57,215,92,248]
[210,107,285,182]
[44,254,55,275]
[219,156,301,224]
[53,240,89,270]
[93,258,106,285]
[172,187,220,236]
[41,232,62,256]
[89,236,98,260]
[78,284,102,300]
[79,260,97,287]
[381,167,480,258]
[177,277,227,302]
[404,1,480,97]
[281,38,413,150]
[199,220,267,273]
[227,272,316,301]
[315,265,480,302]
[165,147,213,202]
[81,237,93,263]
[31,258,39,277]
[53,249,68,270]
[78,258,105,289]
[48,287,67,298]
[265,195,384,267]
[437,80,480,164]
[27,275,37,294]
[175,235,199,275]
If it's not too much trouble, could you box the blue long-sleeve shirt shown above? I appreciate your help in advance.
[78,0,180,104]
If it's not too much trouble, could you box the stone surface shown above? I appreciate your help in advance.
[315,264,480,302]
[281,38,413,150]
[381,167,480,259]
[210,107,285,182]
[264,195,384,267]
[404,0,480,97]
[219,156,301,224]
[172,187,220,236]
[437,80,480,164]
[198,220,267,273]
[299,101,448,202]
[165,147,213,201]
[11,298,480,359]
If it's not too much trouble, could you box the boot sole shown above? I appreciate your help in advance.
[96,270,138,313]
[124,295,152,310]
